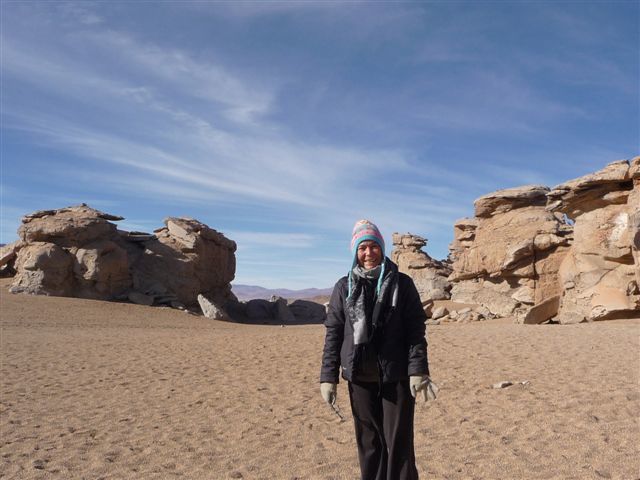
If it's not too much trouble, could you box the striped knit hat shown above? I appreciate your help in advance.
[348,219,386,296]
[351,219,385,257]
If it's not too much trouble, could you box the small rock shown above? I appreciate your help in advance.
[458,307,472,314]
[33,460,46,470]
[431,306,448,320]
[474,306,492,317]
[492,381,513,389]
[230,472,243,479]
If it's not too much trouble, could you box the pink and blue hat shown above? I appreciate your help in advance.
[348,219,386,296]
[350,219,385,257]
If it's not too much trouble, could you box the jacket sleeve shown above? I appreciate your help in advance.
[402,276,430,377]
[320,278,346,384]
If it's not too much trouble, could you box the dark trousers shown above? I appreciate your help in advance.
[348,379,419,480]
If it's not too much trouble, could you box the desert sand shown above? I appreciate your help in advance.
[1,279,639,480]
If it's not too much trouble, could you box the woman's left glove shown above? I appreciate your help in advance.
[410,375,439,401]
[320,382,337,405]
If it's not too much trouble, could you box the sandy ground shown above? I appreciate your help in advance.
[1,280,639,480]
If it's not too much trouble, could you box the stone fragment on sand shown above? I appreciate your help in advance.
[522,295,560,324]
[198,293,230,320]
[492,381,513,389]
[431,306,448,320]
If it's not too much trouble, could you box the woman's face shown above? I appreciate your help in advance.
[357,240,382,270]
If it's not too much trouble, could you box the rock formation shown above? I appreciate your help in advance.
[446,157,640,323]
[8,204,237,309]
[1,240,23,277]
[447,185,573,320]
[546,158,639,322]
[391,233,452,301]
[218,296,326,324]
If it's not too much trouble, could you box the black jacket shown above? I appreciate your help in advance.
[320,259,429,384]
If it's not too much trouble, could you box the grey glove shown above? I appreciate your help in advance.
[410,375,439,402]
[320,382,337,405]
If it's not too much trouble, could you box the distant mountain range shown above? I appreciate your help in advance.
[231,284,333,301]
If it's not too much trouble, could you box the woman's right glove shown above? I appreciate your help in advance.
[320,382,337,405]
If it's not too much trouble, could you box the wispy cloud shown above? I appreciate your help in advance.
[230,231,318,249]
[81,30,274,126]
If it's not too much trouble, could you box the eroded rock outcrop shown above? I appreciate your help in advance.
[8,204,237,309]
[547,158,639,322]
[448,185,572,320]
[447,157,640,323]
[391,233,452,302]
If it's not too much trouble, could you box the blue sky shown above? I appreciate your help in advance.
[1,1,638,289]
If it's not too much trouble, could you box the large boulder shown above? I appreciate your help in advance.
[391,233,452,302]
[288,299,326,323]
[10,242,74,296]
[18,205,121,247]
[130,217,236,307]
[474,185,549,218]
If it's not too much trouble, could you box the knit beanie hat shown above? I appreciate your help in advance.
[351,219,385,259]
[347,220,386,297]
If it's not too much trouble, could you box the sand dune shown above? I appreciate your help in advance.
[1,279,638,479]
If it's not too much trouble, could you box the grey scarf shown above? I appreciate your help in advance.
[348,264,382,345]
[352,264,382,281]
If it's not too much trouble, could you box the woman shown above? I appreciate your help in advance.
[320,219,437,480]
